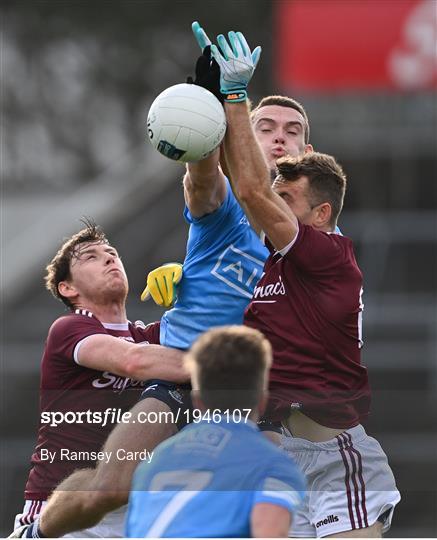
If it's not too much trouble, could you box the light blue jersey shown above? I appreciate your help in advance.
[160,179,268,349]
[126,418,306,538]
[159,179,342,349]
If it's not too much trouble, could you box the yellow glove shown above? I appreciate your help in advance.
[141,263,183,308]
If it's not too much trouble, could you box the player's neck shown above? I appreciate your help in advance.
[75,300,128,324]
[315,223,334,233]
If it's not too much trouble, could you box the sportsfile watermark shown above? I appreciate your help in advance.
[41,407,253,428]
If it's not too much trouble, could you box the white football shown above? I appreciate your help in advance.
[147,83,226,163]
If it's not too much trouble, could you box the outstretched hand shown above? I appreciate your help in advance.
[191,22,261,103]
[187,45,222,103]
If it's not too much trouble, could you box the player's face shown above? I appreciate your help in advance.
[69,242,128,303]
[252,105,311,171]
[273,175,319,226]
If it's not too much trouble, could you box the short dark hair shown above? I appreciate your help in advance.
[276,152,347,227]
[45,219,108,309]
[185,326,272,412]
[251,95,310,144]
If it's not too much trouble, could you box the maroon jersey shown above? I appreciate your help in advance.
[25,310,160,500]
[244,225,370,429]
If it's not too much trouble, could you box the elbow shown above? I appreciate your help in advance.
[92,489,128,513]
[123,347,150,380]
[235,187,250,204]
[236,184,258,204]
[237,184,269,206]
[92,477,130,511]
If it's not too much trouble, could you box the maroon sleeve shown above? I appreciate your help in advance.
[131,320,161,345]
[284,224,349,274]
[47,314,107,363]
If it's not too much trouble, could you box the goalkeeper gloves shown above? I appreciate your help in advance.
[141,263,183,308]
[192,21,261,103]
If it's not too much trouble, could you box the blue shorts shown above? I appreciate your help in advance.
[140,379,193,431]
[140,379,283,434]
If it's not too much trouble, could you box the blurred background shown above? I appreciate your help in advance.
[1,0,436,536]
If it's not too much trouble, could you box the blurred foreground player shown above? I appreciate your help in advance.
[126,326,305,538]
[205,25,400,537]
[13,221,188,537]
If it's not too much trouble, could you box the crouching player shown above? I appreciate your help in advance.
[126,326,306,538]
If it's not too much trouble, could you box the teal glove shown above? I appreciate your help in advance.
[192,21,212,51]
[192,22,261,103]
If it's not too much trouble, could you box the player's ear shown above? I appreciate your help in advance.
[58,281,79,301]
[313,202,332,229]
[304,143,313,154]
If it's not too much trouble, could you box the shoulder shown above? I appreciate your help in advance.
[255,437,304,478]
[298,224,349,245]
[44,311,107,364]
[48,310,105,341]
[246,436,306,503]
[282,224,357,267]
[261,450,306,495]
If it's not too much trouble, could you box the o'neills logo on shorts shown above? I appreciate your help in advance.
[316,515,339,528]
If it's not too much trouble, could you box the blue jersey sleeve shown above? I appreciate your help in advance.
[253,455,306,513]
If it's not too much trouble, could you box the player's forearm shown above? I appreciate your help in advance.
[223,101,270,202]
[224,101,299,249]
[184,148,226,217]
[129,345,189,383]
[39,469,109,537]
[219,144,231,180]
[186,147,220,184]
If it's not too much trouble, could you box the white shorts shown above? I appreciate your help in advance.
[280,425,401,538]
[14,500,46,529]
[14,500,126,537]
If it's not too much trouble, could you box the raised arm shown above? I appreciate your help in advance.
[223,102,298,250]
[77,335,189,383]
[183,149,227,218]
[183,30,229,218]
[196,26,298,251]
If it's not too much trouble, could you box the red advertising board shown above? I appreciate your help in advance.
[275,0,437,91]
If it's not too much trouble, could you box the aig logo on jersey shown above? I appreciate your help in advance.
[211,244,265,299]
